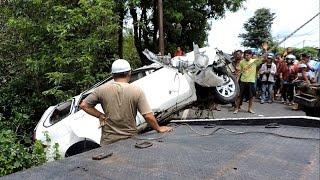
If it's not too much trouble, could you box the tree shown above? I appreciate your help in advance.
[293,47,318,59]
[0,0,118,135]
[239,8,275,48]
[0,1,121,174]
[128,0,246,64]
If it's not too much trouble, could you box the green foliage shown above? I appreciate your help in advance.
[128,0,246,63]
[0,130,46,177]
[292,47,318,60]
[53,143,61,161]
[239,8,275,48]
[0,0,247,174]
[0,0,118,136]
[123,32,141,68]
[275,46,318,59]
[0,0,117,174]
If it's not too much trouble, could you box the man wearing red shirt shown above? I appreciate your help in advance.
[174,47,185,57]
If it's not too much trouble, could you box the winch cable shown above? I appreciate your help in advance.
[134,123,320,141]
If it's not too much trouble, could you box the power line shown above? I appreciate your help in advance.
[277,12,320,45]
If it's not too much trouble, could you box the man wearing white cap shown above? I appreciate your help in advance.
[80,59,172,146]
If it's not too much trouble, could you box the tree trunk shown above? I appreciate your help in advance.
[152,0,158,52]
[141,5,149,48]
[130,5,148,65]
[117,2,124,58]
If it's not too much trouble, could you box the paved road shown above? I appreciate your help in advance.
[171,99,305,120]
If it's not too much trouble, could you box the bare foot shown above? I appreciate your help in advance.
[233,109,239,114]
[248,109,255,114]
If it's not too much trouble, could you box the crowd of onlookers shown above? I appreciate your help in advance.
[173,46,319,113]
[232,46,318,113]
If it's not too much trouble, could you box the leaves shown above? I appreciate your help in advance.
[128,0,246,62]
[0,0,118,135]
[0,130,47,177]
[239,8,276,48]
[0,1,118,175]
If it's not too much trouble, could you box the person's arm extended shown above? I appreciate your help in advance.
[80,100,104,118]
[143,113,172,133]
[255,57,264,65]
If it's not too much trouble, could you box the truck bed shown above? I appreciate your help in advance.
[3,120,319,180]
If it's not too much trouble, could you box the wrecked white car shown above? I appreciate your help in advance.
[34,44,239,157]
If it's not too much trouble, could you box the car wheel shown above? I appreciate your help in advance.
[65,140,100,157]
[212,74,239,104]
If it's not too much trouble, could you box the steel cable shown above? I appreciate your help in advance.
[134,123,320,141]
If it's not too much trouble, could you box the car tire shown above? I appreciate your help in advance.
[65,140,100,157]
[212,74,239,104]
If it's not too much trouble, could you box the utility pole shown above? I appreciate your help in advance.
[158,0,164,55]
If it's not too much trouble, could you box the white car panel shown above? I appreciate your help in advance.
[35,45,238,158]
[133,68,195,112]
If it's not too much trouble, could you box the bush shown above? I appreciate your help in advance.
[0,130,46,177]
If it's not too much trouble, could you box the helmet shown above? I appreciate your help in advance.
[285,54,296,64]
[298,63,307,69]
[267,53,274,59]
[286,54,296,60]
[111,59,131,74]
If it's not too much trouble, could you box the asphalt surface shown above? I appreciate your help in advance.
[173,99,305,120]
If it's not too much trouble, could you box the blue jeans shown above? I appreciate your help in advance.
[261,82,274,102]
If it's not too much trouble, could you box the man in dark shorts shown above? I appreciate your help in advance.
[234,50,262,114]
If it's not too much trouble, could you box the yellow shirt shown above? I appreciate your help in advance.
[239,58,262,83]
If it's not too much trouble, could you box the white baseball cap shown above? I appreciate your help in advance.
[111,59,131,74]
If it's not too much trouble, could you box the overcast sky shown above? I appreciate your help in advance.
[208,0,320,52]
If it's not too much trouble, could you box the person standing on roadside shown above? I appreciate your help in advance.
[80,59,172,146]
[273,55,284,101]
[259,53,277,104]
[281,55,298,105]
[231,50,243,108]
[233,50,243,81]
[174,47,185,57]
[234,50,262,114]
